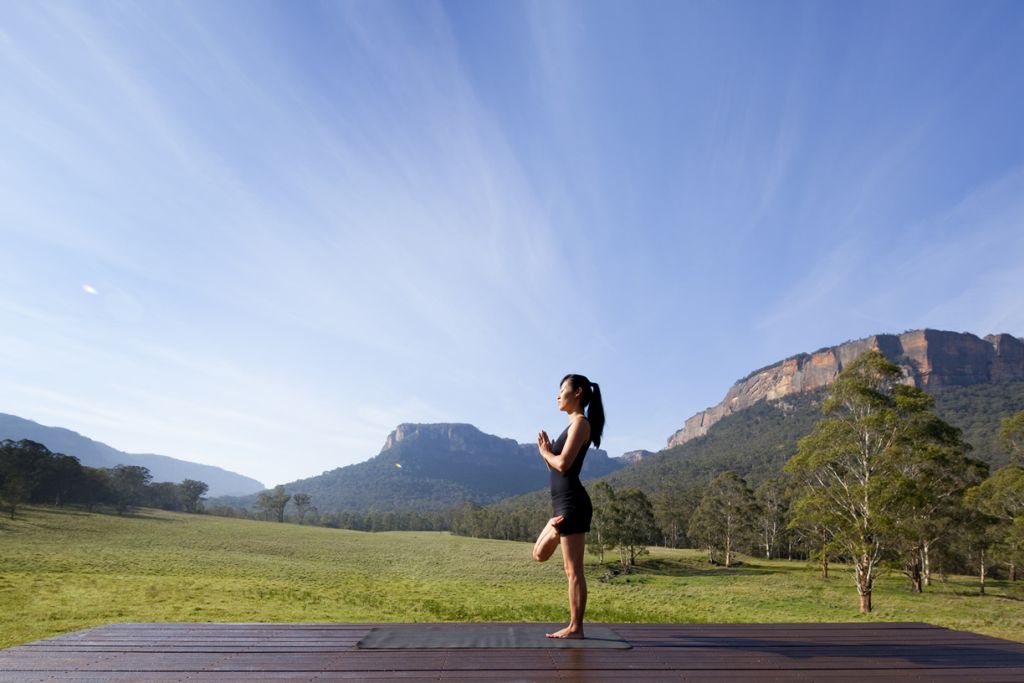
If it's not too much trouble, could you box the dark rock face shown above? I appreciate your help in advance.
[668,329,1024,448]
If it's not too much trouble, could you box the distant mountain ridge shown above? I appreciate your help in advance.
[211,422,625,514]
[0,413,265,497]
[669,329,1024,448]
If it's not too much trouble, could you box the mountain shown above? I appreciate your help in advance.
[210,422,625,514]
[0,413,265,497]
[668,329,1024,448]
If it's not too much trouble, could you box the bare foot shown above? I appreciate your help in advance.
[545,625,584,639]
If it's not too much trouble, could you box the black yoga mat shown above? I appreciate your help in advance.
[357,623,632,649]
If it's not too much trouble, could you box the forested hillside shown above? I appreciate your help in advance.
[598,381,1024,495]
[210,423,624,514]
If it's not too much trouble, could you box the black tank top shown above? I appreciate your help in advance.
[549,418,591,502]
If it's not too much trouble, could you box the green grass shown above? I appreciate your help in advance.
[2,505,1022,649]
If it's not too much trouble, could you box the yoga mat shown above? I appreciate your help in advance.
[357,623,632,649]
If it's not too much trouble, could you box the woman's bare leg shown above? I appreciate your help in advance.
[532,517,562,563]
[546,532,586,638]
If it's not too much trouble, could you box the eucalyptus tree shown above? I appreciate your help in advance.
[965,465,1024,581]
[754,476,790,560]
[110,464,153,514]
[999,411,1024,464]
[178,479,209,514]
[688,471,757,568]
[292,492,312,524]
[587,481,617,563]
[255,485,291,523]
[606,486,660,569]
[786,350,977,613]
[650,483,701,549]
[885,408,984,592]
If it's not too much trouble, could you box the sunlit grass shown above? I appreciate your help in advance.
[2,505,1021,648]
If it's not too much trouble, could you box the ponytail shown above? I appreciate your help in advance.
[560,373,606,449]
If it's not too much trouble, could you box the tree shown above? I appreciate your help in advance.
[255,485,291,523]
[651,484,701,549]
[292,493,312,524]
[80,466,113,512]
[587,481,617,563]
[1,441,25,518]
[147,482,183,510]
[0,439,50,517]
[951,503,1000,595]
[999,411,1024,464]
[39,453,84,507]
[965,465,1024,581]
[885,409,984,592]
[606,487,660,569]
[785,350,976,613]
[754,476,790,560]
[450,500,484,536]
[110,465,152,514]
[0,468,29,519]
[688,471,757,567]
[178,479,209,514]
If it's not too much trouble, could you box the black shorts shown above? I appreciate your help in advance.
[552,490,592,536]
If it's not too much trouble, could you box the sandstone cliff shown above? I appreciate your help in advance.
[620,449,654,464]
[667,329,1024,448]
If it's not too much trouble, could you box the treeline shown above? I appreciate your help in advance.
[0,439,209,517]
[206,483,453,531]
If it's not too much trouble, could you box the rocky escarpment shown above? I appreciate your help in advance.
[668,329,1024,448]
[382,423,509,453]
[620,449,654,464]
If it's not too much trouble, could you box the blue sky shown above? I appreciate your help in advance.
[2,1,1023,487]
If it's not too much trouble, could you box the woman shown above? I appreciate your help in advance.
[532,373,605,639]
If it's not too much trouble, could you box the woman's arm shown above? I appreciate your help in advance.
[537,418,591,474]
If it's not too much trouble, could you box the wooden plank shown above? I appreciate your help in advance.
[674,669,1024,682]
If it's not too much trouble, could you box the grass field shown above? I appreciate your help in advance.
[2,505,1021,649]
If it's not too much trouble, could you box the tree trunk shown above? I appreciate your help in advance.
[821,553,829,579]
[922,542,931,587]
[979,549,986,596]
[1010,557,1017,582]
[857,561,873,613]
[909,560,922,593]
[725,534,732,568]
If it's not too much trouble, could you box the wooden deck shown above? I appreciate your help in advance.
[3,622,1024,682]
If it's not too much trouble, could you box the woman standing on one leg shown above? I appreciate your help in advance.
[532,374,605,639]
